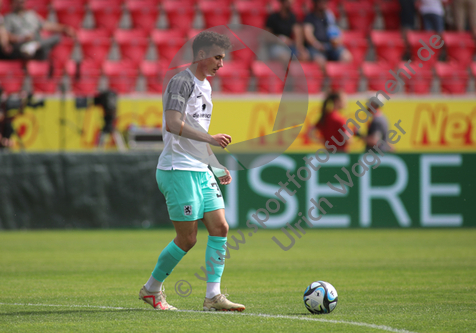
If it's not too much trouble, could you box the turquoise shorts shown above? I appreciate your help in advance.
[156,169,225,221]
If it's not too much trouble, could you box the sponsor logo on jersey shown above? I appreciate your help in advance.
[192,113,211,119]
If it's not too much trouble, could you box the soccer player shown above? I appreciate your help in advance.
[139,31,246,312]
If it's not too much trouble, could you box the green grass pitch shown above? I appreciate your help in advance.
[1,229,475,333]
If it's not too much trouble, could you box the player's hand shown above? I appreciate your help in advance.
[211,134,232,148]
[218,168,232,185]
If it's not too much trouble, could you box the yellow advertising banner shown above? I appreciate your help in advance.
[8,97,476,152]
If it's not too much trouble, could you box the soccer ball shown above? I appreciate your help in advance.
[303,281,338,314]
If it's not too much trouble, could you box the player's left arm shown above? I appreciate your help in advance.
[207,144,232,185]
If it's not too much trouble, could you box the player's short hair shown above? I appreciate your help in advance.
[192,31,232,59]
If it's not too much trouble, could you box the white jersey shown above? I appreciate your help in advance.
[158,68,213,171]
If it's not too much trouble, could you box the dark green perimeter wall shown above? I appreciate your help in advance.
[0,153,474,229]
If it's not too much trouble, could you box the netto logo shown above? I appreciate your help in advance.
[162,24,309,171]
[193,113,211,119]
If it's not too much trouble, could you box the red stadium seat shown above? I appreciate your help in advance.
[407,31,442,67]
[49,36,75,69]
[114,29,149,66]
[472,62,476,78]
[0,0,10,15]
[342,31,368,66]
[126,0,159,31]
[396,61,433,94]
[326,62,360,94]
[66,60,101,95]
[163,1,195,34]
[289,61,323,94]
[376,0,401,30]
[151,29,186,62]
[342,1,375,33]
[103,60,138,93]
[235,1,268,28]
[53,0,85,30]
[371,30,405,68]
[89,0,122,35]
[141,60,168,93]
[78,29,111,65]
[442,32,475,69]
[0,61,24,93]
[25,0,48,19]
[27,61,61,93]
[435,62,469,94]
[362,61,394,91]
[252,61,286,93]
[216,62,250,93]
[199,1,232,28]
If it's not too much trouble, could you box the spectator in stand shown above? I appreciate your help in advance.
[416,0,445,33]
[364,96,393,152]
[265,0,309,63]
[4,0,76,60]
[399,0,416,33]
[453,0,476,36]
[0,0,13,58]
[303,0,352,69]
[309,90,352,153]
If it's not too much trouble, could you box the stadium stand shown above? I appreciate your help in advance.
[126,0,159,32]
[406,31,442,67]
[0,61,24,93]
[103,60,138,94]
[114,29,149,66]
[376,0,401,30]
[66,59,101,95]
[326,62,360,94]
[151,29,186,62]
[89,0,123,35]
[141,60,166,93]
[25,0,49,19]
[235,1,268,28]
[396,61,433,94]
[252,60,286,93]
[371,30,405,68]
[362,61,394,92]
[27,60,60,93]
[47,35,74,69]
[289,61,323,94]
[78,29,111,65]
[342,30,367,66]
[216,61,250,93]
[435,62,470,94]
[52,0,86,30]
[443,32,475,69]
[199,1,232,29]
[342,1,375,34]
[162,0,195,34]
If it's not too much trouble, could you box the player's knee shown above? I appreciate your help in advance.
[217,222,229,237]
[185,235,197,250]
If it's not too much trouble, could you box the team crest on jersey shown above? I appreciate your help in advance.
[184,205,192,216]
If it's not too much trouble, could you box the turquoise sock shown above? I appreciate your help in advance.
[151,240,187,282]
[205,236,227,283]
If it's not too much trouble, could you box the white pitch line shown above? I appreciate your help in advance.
[0,303,416,333]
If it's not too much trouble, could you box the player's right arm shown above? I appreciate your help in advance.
[165,110,231,148]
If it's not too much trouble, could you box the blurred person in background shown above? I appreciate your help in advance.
[309,90,353,153]
[416,0,446,33]
[303,0,352,69]
[364,95,393,153]
[399,0,416,34]
[265,0,309,63]
[4,0,76,60]
[453,0,476,36]
[0,0,13,58]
